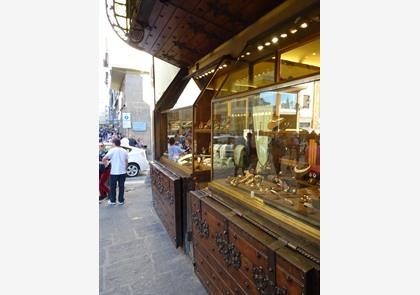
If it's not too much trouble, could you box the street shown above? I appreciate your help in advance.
[99,169,206,295]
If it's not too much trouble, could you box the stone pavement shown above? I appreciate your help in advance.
[99,173,206,295]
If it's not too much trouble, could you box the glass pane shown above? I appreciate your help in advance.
[212,79,320,227]
[279,38,320,82]
[164,108,193,170]
[252,57,275,88]
[154,58,180,102]
[171,79,201,110]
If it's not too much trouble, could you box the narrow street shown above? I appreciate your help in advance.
[99,172,206,295]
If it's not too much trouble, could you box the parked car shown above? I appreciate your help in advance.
[103,143,149,177]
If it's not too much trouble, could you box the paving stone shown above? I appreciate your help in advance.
[100,285,132,295]
[133,222,165,238]
[104,256,153,290]
[112,229,138,244]
[100,248,106,266]
[107,238,148,265]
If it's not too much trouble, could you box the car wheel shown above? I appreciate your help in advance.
[127,163,140,177]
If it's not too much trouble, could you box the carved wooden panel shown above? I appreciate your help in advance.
[150,161,182,247]
[190,189,320,295]
[129,0,285,67]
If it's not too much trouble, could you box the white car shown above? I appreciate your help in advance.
[103,143,149,177]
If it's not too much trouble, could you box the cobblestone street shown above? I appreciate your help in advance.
[99,174,206,295]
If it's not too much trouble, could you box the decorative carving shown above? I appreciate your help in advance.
[215,230,241,269]
[192,210,209,239]
[252,266,287,295]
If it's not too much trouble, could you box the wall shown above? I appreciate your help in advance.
[122,73,153,158]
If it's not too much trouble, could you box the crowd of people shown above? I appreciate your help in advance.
[99,126,146,148]
[167,129,192,161]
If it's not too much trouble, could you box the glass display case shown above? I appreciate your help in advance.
[208,6,320,239]
[161,106,194,173]
[211,76,320,234]
[159,57,234,181]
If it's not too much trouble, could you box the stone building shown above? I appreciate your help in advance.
[110,67,153,158]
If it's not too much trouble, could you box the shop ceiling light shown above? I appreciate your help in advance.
[265,42,271,46]
[246,52,251,55]
[300,22,308,28]
[223,64,227,68]
[241,54,245,58]
[290,29,298,34]
[272,37,279,43]
[257,45,264,50]
[272,56,275,59]
[280,33,287,38]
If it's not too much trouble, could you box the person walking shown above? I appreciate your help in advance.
[102,138,128,205]
[99,143,110,201]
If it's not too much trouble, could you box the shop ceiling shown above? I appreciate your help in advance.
[128,0,284,68]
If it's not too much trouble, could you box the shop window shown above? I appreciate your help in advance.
[279,37,320,82]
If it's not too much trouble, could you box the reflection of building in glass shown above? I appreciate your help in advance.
[281,93,297,110]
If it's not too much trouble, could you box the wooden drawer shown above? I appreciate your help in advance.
[150,162,182,247]
[195,247,232,295]
[194,240,247,295]
[190,189,319,295]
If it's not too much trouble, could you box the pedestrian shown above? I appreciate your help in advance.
[99,143,110,201]
[168,137,184,161]
[128,136,137,147]
[121,135,129,146]
[102,138,128,205]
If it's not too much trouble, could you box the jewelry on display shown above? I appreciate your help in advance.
[303,202,314,209]
[284,198,294,206]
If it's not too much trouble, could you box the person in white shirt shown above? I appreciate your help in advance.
[121,136,129,146]
[102,138,128,205]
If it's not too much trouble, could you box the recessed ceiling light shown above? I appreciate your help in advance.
[223,64,227,68]
[280,33,287,38]
[241,54,245,58]
[246,52,250,55]
[300,22,308,28]
[271,56,275,60]
[265,42,271,46]
[257,45,264,50]
[272,37,279,43]
[290,29,298,34]
[312,52,316,56]
[211,69,215,73]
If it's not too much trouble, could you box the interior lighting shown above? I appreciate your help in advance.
[280,33,287,38]
[290,29,298,34]
[241,54,245,58]
[211,69,215,73]
[271,56,275,60]
[272,37,279,43]
[246,52,251,55]
[312,52,316,55]
[257,45,264,51]
[219,66,223,69]
[300,22,308,28]
[223,64,227,68]
[265,42,271,46]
